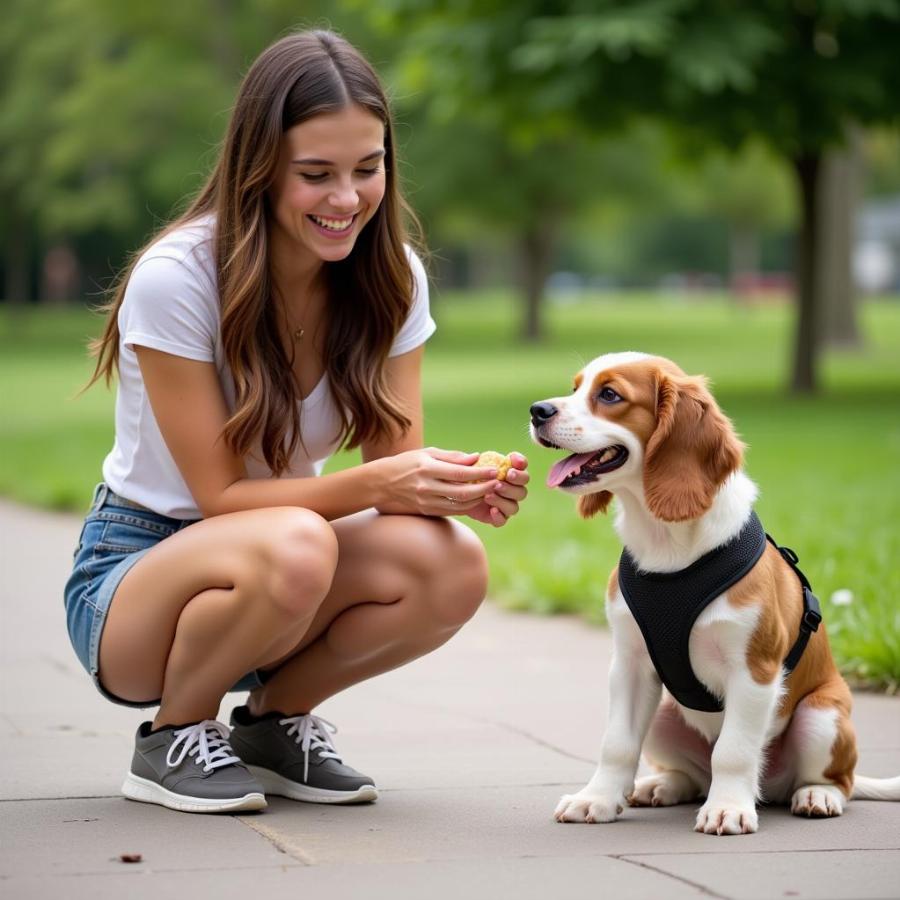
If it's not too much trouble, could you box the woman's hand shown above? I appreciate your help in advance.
[373,447,499,517]
[465,452,530,528]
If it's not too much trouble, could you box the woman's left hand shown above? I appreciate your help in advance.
[465,452,529,528]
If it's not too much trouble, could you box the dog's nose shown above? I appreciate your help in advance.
[530,401,558,427]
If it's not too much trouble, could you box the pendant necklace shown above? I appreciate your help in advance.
[276,284,314,344]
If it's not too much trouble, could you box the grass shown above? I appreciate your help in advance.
[2,293,899,690]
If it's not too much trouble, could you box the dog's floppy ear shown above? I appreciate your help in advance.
[643,372,743,522]
[578,491,613,518]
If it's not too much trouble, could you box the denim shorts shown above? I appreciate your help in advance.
[63,483,267,708]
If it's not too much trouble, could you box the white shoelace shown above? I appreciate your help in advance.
[165,720,241,773]
[280,714,342,782]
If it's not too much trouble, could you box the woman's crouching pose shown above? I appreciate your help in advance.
[64,30,529,814]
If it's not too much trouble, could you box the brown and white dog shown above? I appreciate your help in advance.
[530,351,899,835]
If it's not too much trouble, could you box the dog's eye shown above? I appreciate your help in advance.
[597,387,622,404]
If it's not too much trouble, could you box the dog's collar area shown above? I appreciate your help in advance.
[618,513,822,712]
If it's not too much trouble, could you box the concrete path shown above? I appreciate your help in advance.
[1,500,898,899]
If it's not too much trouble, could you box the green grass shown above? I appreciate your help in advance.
[2,294,899,689]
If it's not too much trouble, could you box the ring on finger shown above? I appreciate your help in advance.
[444,495,459,505]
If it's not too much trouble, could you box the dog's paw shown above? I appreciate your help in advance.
[791,785,844,818]
[695,800,758,835]
[629,771,699,807]
[554,790,624,824]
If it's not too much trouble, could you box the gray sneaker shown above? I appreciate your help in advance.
[229,706,377,804]
[122,720,266,813]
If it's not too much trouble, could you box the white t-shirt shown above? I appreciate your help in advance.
[102,215,436,518]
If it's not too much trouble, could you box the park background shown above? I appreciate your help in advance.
[1,0,898,691]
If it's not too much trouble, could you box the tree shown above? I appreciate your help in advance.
[689,143,794,292]
[819,130,863,347]
[399,111,651,339]
[376,0,900,391]
[0,0,361,303]
[0,0,82,304]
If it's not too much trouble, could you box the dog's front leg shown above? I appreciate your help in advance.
[695,671,782,835]
[556,644,661,824]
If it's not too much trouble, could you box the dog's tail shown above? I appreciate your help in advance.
[852,774,900,801]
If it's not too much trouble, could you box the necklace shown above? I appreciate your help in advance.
[275,283,317,344]
[273,270,325,346]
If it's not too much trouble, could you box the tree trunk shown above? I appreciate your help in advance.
[820,130,863,348]
[41,242,81,306]
[791,153,822,394]
[519,220,555,342]
[4,205,30,305]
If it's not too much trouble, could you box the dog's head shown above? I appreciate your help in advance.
[529,352,744,522]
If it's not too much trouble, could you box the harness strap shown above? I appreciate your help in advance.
[767,539,822,673]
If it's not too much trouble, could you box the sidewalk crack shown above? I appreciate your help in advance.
[234,815,315,866]
[382,694,596,766]
[616,855,730,899]
[489,719,596,766]
[0,713,23,735]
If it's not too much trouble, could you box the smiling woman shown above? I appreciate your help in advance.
[267,105,392,399]
[271,109,387,261]
[62,29,531,816]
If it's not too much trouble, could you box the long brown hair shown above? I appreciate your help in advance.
[89,30,421,474]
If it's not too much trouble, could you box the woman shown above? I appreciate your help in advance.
[64,29,529,814]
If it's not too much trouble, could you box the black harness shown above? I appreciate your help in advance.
[617,512,822,712]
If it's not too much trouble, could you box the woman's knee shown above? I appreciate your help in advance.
[254,508,339,619]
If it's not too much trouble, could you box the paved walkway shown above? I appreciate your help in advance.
[1,500,898,899]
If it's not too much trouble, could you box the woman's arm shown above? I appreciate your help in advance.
[361,346,497,515]
[136,345,495,520]
[362,347,530,526]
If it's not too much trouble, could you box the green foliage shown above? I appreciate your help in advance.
[378,0,900,156]
[2,296,898,688]
[4,0,883,308]
[0,0,359,246]
[371,0,900,388]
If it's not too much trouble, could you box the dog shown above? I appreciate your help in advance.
[530,351,900,835]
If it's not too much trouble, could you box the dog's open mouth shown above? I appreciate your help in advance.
[546,445,629,488]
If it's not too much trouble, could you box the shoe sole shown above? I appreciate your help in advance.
[247,765,378,804]
[122,772,267,813]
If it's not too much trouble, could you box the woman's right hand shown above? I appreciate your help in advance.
[373,447,499,517]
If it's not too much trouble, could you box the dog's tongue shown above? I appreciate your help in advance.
[547,452,596,488]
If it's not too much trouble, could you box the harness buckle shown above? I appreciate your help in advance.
[801,587,822,633]
[802,609,822,632]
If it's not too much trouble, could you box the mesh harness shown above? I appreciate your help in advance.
[617,512,822,712]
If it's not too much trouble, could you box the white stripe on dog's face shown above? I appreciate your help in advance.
[586,351,653,372]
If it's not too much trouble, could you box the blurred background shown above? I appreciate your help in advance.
[1,1,898,687]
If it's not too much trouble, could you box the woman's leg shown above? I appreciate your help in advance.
[246,511,489,716]
[98,506,338,728]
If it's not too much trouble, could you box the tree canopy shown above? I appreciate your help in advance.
[4,1,900,390]
[373,0,900,389]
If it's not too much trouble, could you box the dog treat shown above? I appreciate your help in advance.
[475,451,511,481]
